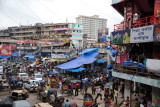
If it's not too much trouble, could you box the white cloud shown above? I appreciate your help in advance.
[0,0,123,33]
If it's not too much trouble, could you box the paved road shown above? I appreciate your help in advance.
[0,84,126,107]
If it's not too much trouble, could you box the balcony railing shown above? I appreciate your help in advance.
[114,16,155,32]
[113,64,160,79]
[41,49,70,53]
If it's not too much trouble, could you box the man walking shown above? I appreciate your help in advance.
[75,83,79,96]
[106,82,110,91]
[92,84,95,95]
[114,89,119,105]
[95,87,102,101]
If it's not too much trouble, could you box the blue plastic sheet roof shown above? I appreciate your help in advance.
[0,56,10,59]
[24,55,34,58]
[78,48,98,55]
[106,47,117,57]
[12,52,25,56]
[55,52,99,69]
[67,67,86,72]
[97,59,107,63]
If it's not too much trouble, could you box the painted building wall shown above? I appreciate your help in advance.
[69,23,83,47]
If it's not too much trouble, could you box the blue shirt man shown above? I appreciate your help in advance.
[64,99,70,107]
[106,82,110,89]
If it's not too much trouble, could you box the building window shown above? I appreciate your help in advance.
[73,30,75,32]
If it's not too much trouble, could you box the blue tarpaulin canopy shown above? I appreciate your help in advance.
[78,48,98,55]
[66,67,86,72]
[97,59,107,63]
[0,56,10,59]
[107,65,113,69]
[106,47,117,57]
[123,61,144,72]
[55,52,99,69]
[12,52,25,56]
[24,55,35,61]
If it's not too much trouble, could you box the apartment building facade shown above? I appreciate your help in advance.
[76,15,107,45]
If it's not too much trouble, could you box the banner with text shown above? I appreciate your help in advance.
[52,54,69,59]
[130,25,154,43]
[0,45,12,56]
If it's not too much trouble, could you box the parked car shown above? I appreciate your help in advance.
[12,100,31,107]
[24,80,40,92]
[31,73,43,81]
[17,73,29,82]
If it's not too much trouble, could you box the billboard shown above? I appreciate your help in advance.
[130,25,154,43]
[98,28,108,43]
[111,29,130,44]
[0,45,12,56]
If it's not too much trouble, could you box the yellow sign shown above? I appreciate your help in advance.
[63,39,69,43]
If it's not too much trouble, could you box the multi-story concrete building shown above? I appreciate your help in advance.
[110,0,160,106]
[69,23,83,47]
[0,23,83,59]
[76,15,107,45]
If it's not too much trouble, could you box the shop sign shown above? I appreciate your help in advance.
[130,25,154,43]
[111,29,130,44]
[154,24,160,41]
[17,47,37,50]
[52,54,69,59]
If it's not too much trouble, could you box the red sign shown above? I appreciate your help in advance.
[154,0,160,24]
[0,45,12,56]
[126,2,133,22]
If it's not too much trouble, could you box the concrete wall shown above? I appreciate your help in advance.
[124,80,131,102]
[152,87,160,107]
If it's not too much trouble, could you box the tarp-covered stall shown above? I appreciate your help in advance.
[55,52,99,69]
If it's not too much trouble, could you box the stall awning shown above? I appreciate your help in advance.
[12,52,25,56]
[24,55,34,58]
[78,48,98,55]
[0,56,10,59]
[66,67,86,72]
[47,59,60,62]
[97,59,107,63]
[55,52,99,69]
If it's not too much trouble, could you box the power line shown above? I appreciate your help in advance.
[0,3,41,22]
[0,11,19,24]
[20,0,45,23]
[76,0,122,22]
[39,0,64,22]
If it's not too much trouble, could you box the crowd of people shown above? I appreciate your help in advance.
[1,57,153,107]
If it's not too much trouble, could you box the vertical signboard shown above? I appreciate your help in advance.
[126,2,133,22]
[154,0,160,25]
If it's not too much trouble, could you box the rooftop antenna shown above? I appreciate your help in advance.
[66,17,68,23]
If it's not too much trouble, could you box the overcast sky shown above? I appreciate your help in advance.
[0,0,123,33]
